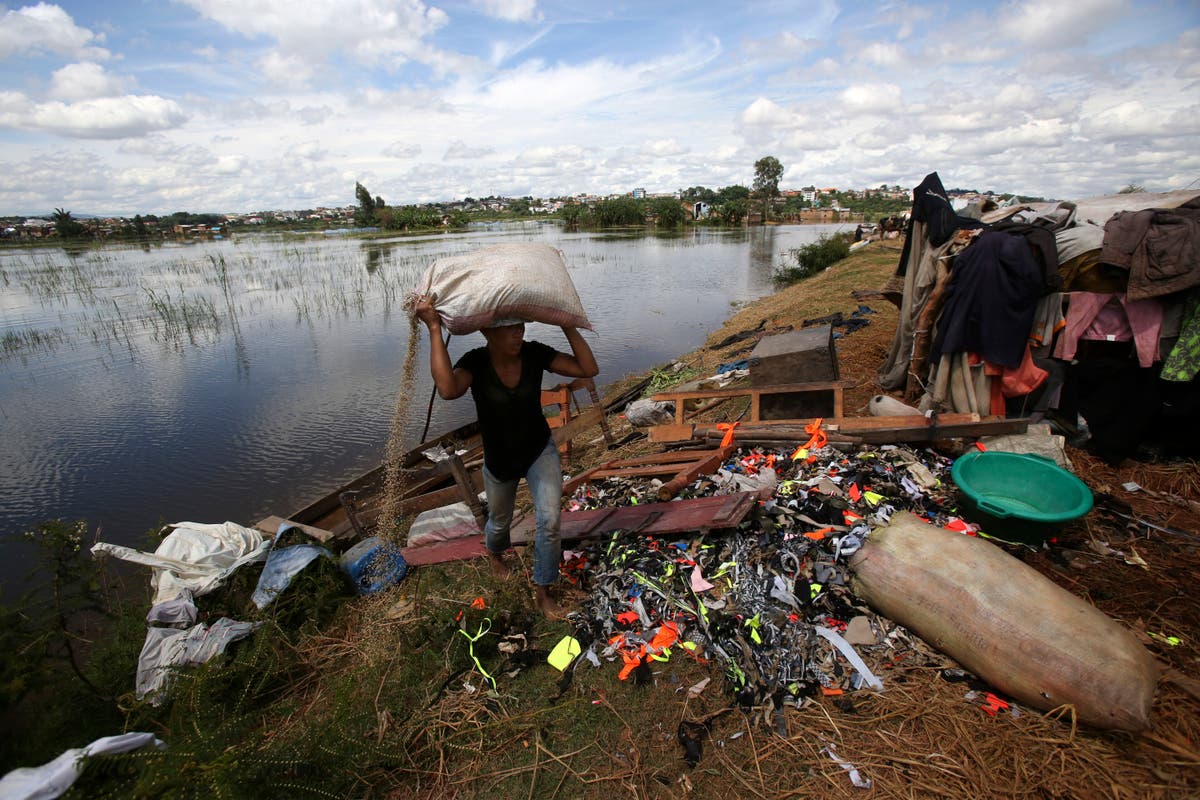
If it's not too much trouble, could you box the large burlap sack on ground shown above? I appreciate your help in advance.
[849,511,1159,731]
[416,242,591,334]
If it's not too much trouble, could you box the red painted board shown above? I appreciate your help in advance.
[401,534,488,566]
[511,491,760,544]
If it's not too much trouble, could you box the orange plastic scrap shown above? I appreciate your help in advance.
[980,692,1010,717]
[616,621,683,680]
[717,422,740,447]
[616,610,640,626]
[790,418,827,461]
[618,646,647,680]
[647,620,680,653]
[805,527,834,541]
[470,597,487,610]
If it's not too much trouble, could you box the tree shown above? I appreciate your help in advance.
[560,203,586,227]
[752,156,784,223]
[1118,183,1145,194]
[716,184,751,203]
[591,196,644,227]
[51,208,85,239]
[680,186,717,203]
[715,199,749,226]
[354,182,377,226]
[650,197,686,228]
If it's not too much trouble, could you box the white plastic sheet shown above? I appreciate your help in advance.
[92,521,269,604]
[136,618,260,701]
[0,732,164,800]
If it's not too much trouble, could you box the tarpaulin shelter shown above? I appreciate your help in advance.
[879,172,1200,463]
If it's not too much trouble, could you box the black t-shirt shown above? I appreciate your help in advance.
[455,340,558,481]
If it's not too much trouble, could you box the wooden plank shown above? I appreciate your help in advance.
[402,534,488,566]
[551,405,604,445]
[511,493,760,544]
[335,483,476,534]
[592,464,704,479]
[836,413,983,432]
[650,423,694,443]
[650,380,853,403]
[444,453,485,529]
[657,444,735,500]
[605,449,725,467]
[562,464,605,498]
[688,413,986,438]
[255,516,336,544]
[855,418,1030,444]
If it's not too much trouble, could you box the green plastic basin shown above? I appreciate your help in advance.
[950,450,1093,544]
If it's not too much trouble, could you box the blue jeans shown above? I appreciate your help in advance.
[481,439,562,586]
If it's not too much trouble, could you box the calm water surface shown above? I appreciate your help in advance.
[0,223,849,592]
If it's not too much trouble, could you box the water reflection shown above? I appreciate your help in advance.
[749,226,779,274]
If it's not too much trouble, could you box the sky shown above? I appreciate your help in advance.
[1,0,1198,217]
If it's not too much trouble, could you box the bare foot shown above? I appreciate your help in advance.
[488,552,513,579]
[535,585,565,619]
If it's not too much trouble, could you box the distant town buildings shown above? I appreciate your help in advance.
[2,183,1038,240]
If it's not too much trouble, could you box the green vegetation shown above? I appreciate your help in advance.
[588,196,646,227]
[648,197,686,228]
[51,209,86,239]
[355,181,381,227]
[773,232,853,285]
[1,327,67,359]
[822,190,911,221]
[1,520,145,772]
[752,156,784,223]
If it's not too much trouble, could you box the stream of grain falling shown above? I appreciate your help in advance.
[378,313,422,543]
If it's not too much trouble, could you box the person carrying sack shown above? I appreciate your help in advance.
[413,295,597,617]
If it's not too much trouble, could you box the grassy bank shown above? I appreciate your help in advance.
[6,238,1199,799]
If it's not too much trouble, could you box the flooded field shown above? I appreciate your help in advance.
[0,222,850,592]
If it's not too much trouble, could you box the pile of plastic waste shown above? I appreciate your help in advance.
[566,440,972,710]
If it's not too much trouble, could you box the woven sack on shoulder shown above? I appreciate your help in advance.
[417,242,592,334]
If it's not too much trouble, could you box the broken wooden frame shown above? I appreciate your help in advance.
[650,380,853,424]
[560,445,736,503]
[650,413,1031,446]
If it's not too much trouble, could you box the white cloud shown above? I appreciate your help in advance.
[738,97,795,130]
[443,140,494,159]
[383,141,422,158]
[0,93,187,139]
[997,0,1129,48]
[515,144,586,167]
[286,140,326,161]
[48,62,132,102]
[179,0,450,68]
[861,41,906,68]
[213,154,247,175]
[839,83,902,110]
[257,51,315,86]
[116,134,186,158]
[0,2,109,60]
[472,0,541,23]
[640,138,688,157]
[298,105,333,125]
